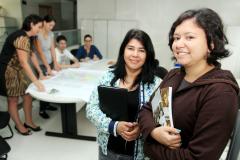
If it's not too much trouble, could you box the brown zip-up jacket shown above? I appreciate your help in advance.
[139,66,239,160]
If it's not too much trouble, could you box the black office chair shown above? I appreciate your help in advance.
[0,136,10,160]
[70,49,79,64]
[0,111,13,139]
[0,111,12,160]
[153,59,168,79]
[155,66,168,79]
[226,109,240,160]
[70,49,78,57]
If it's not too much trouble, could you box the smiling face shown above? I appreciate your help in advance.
[84,36,92,48]
[58,39,67,51]
[30,22,42,36]
[124,38,146,73]
[44,20,55,32]
[172,18,210,68]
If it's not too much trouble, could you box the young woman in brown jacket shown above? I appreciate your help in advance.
[139,8,239,160]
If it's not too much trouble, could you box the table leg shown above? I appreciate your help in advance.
[45,103,96,141]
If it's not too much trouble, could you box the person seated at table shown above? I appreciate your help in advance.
[55,35,80,69]
[76,34,103,62]
[0,14,45,135]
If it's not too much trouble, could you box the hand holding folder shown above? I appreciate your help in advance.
[98,85,129,121]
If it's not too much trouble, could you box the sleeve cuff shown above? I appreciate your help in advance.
[108,120,116,136]
[108,121,119,137]
[113,121,119,137]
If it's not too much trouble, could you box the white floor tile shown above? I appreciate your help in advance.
[3,101,98,160]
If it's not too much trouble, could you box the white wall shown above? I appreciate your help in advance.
[221,26,240,78]
[21,1,39,18]
[79,19,137,58]
[77,0,240,69]
[0,0,23,28]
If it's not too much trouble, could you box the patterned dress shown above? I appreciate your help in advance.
[0,30,32,96]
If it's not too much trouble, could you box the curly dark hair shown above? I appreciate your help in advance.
[21,14,42,31]
[168,8,229,66]
[84,34,92,40]
[110,29,157,88]
[56,35,67,43]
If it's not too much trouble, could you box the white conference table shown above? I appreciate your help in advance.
[26,59,111,141]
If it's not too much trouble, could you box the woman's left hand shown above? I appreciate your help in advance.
[151,126,181,149]
[33,80,45,92]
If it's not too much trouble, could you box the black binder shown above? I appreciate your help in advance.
[98,85,129,121]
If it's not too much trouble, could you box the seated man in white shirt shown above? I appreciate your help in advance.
[55,35,80,69]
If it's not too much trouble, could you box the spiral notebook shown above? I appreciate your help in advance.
[98,85,129,121]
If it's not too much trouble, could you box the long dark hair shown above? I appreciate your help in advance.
[110,29,157,88]
[21,14,42,31]
[168,8,229,66]
[43,15,56,23]
[84,34,92,40]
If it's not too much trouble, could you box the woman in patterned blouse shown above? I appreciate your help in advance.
[0,14,45,135]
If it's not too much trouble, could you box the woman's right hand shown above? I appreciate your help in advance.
[33,80,45,92]
[151,126,181,149]
[117,121,139,141]
[46,67,53,76]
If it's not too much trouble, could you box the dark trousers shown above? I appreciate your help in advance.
[98,147,133,160]
[39,63,53,113]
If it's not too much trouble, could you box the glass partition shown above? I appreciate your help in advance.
[53,29,81,47]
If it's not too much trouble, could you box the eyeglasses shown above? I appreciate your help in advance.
[84,39,92,42]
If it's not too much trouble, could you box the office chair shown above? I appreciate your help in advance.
[0,111,13,139]
[0,135,10,160]
[155,66,168,79]
[70,49,78,57]
[226,109,240,160]
[70,48,79,64]
[0,111,12,160]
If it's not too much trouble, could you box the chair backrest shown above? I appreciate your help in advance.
[155,66,168,79]
[70,49,78,57]
[0,111,13,139]
[0,136,11,158]
[0,112,10,129]
[226,109,240,160]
